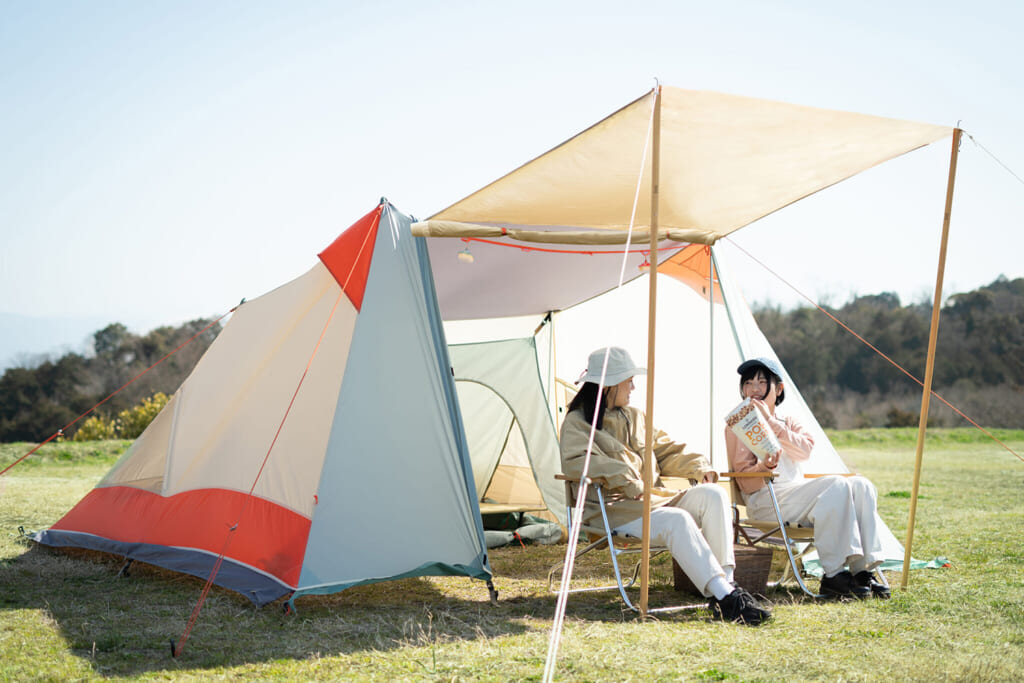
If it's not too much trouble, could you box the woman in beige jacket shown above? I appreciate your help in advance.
[560,347,770,626]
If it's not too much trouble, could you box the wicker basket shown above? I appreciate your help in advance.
[673,543,773,596]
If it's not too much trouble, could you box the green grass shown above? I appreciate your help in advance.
[1,435,1023,681]
[824,426,1024,447]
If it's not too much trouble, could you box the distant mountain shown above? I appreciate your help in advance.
[0,312,110,370]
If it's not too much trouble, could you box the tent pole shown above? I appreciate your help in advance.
[708,247,715,466]
[640,85,662,618]
[543,311,559,425]
[901,128,961,590]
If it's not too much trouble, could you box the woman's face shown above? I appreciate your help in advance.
[605,377,634,408]
[742,370,778,405]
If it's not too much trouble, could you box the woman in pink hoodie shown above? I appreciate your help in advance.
[725,357,889,599]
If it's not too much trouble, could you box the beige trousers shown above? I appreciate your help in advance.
[747,474,884,576]
[615,483,734,597]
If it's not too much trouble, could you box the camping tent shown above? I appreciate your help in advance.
[32,86,955,607]
[33,204,492,607]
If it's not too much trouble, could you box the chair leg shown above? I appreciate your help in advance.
[596,493,703,614]
[550,483,705,613]
[547,536,610,592]
[763,483,825,599]
[777,538,824,598]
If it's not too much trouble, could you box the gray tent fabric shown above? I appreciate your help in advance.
[293,205,490,601]
[449,337,566,525]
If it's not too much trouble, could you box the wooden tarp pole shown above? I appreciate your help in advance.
[640,86,662,617]
[901,127,961,590]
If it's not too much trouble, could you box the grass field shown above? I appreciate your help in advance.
[1,432,1023,682]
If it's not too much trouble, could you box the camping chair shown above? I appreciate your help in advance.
[720,471,889,598]
[547,474,703,613]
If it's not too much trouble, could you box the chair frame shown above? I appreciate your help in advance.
[721,471,889,598]
[547,474,704,613]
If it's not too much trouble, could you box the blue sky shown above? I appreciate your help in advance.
[2,1,1022,363]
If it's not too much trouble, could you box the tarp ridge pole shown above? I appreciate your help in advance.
[640,84,662,618]
[901,128,962,590]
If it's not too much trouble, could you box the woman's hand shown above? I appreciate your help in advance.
[763,451,779,469]
[751,397,773,420]
[702,471,719,484]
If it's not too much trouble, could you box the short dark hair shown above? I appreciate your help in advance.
[567,382,609,429]
[739,364,785,406]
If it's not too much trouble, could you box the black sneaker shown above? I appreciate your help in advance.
[709,587,771,626]
[854,570,892,599]
[820,570,871,599]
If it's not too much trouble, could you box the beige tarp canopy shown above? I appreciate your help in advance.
[421,88,952,322]
[429,87,951,242]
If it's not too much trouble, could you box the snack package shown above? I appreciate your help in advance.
[725,398,782,462]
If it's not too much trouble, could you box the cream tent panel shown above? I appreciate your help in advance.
[714,248,846,475]
[553,273,740,469]
[160,262,356,516]
[99,392,180,493]
[553,252,848,473]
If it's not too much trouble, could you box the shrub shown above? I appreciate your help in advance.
[116,392,169,439]
[73,415,118,441]
[72,392,170,441]
[886,406,919,428]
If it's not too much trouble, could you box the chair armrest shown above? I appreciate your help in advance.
[720,471,857,480]
[803,473,857,478]
[719,471,776,480]
[555,473,610,487]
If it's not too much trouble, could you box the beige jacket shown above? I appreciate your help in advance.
[559,406,715,529]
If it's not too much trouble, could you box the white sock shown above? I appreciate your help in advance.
[706,576,735,601]
[850,560,881,575]
[724,566,735,584]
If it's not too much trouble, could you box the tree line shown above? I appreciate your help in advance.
[0,319,221,442]
[755,275,1024,429]
[1,275,1020,442]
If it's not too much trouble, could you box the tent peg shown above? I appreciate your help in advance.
[116,559,133,578]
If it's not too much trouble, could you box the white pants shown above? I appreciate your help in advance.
[746,474,884,576]
[615,484,734,597]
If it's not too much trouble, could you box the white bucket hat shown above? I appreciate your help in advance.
[577,347,646,386]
